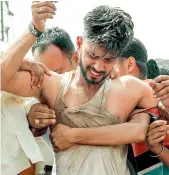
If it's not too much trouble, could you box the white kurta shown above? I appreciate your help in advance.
[24,98,54,171]
[1,92,44,175]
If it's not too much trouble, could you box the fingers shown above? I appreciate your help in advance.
[33,123,52,129]
[154,75,169,83]
[158,102,169,120]
[30,70,36,87]
[30,64,44,88]
[155,90,169,101]
[152,76,169,98]
[32,1,56,21]
[32,1,57,11]
[31,104,55,114]
[38,63,51,76]
[34,118,56,127]
[148,135,166,145]
[153,81,169,94]
[148,121,169,136]
[148,120,167,131]
[35,112,55,119]
[36,13,54,20]
[148,125,168,137]
[38,69,44,88]
[37,6,56,15]
[31,62,52,88]
[28,103,56,128]
[149,131,166,140]
[146,79,156,89]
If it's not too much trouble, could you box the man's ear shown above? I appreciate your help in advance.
[76,36,83,51]
[127,56,137,73]
[72,51,79,67]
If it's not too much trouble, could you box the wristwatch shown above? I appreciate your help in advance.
[28,22,43,37]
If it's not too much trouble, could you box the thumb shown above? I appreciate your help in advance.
[38,63,51,76]
[145,79,156,89]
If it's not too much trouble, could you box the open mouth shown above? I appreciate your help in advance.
[89,68,102,77]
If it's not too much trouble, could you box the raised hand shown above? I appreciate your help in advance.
[19,59,51,88]
[31,1,56,32]
[147,75,169,115]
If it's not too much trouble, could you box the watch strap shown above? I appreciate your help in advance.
[28,22,43,37]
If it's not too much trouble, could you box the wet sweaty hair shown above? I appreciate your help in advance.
[32,27,75,62]
[83,6,134,57]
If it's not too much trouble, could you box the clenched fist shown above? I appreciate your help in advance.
[31,1,57,32]
[28,103,56,128]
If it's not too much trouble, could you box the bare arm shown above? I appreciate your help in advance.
[51,112,150,151]
[1,30,36,89]
[70,112,149,145]
[147,120,169,167]
[1,2,56,91]
[3,71,40,98]
[150,146,169,168]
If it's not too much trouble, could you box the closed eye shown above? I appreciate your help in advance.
[104,58,116,63]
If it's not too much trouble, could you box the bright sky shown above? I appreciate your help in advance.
[1,0,169,62]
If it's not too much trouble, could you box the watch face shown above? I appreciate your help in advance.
[31,30,38,36]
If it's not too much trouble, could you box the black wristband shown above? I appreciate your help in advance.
[28,22,43,37]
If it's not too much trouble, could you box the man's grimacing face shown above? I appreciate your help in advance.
[78,40,117,85]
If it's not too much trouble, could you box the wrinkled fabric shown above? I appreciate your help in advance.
[54,72,130,175]
[1,92,44,175]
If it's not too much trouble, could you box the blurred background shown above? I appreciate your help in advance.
[0,0,169,64]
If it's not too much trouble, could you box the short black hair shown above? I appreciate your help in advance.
[120,38,148,80]
[32,27,75,60]
[147,59,160,79]
[83,6,134,57]
[147,59,169,79]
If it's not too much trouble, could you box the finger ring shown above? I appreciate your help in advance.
[38,7,43,13]
[153,134,156,139]
[35,119,40,124]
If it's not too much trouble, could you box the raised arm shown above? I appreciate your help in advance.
[1,1,56,98]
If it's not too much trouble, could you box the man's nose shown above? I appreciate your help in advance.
[93,59,104,72]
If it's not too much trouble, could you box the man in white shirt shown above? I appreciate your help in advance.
[1,59,51,175]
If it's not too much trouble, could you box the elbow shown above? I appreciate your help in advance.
[135,125,148,142]
[138,132,147,142]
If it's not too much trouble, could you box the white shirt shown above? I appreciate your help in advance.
[1,92,44,175]
[24,98,54,171]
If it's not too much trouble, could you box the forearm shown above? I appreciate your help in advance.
[70,121,148,146]
[150,146,169,167]
[1,29,36,87]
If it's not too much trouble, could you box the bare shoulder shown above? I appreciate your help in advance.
[105,75,157,120]
[43,71,62,88]
[111,75,152,92]
[42,71,68,109]
[115,75,157,108]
